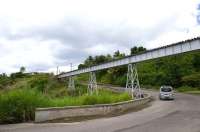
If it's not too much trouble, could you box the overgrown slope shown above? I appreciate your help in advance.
[0,73,131,124]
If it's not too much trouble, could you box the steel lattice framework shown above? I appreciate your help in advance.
[88,72,98,95]
[126,64,141,99]
[58,37,200,78]
[68,76,75,90]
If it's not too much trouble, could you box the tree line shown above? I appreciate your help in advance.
[78,46,146,69]
[77,46,200,89]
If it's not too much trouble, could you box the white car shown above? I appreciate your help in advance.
[159,86,174,100]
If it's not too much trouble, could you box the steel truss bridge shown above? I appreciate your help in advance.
[58,37,200,98]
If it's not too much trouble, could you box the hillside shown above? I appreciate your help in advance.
[0,73,130,124]
[76,48,200,91]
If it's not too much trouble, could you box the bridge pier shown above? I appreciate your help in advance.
[88,72,98,95]
[126,64,142,99]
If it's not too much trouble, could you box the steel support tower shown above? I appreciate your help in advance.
[68,76,75,90]
[126,64,141,99]
[88,72,98,95]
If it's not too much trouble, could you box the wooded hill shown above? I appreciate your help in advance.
[77,47,200,91]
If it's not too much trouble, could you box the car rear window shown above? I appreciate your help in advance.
[161,87,172,92]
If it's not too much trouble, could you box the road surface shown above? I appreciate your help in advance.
[1,90,200,132]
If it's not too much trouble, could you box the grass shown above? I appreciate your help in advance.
[183,91,200,95]
[176,86,200,93]
[0,73,131,124]
[38,89,131,107]
[175,86,200,95]
[0,89,52,124]
[0,88,131,124]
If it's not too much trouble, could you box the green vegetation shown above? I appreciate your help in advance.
[0,46,199,124]
[0,72,131,124]
[0,89,51,123]
[176,86,200,92]
[0,87,130,124]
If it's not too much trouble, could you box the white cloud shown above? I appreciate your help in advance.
[84,43,129,55]
[0,38,65,73]
[0,0,200,74]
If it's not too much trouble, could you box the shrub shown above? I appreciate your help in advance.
[82,90,131,105]
[0,74,12,89]
[181,73,200,88]
[117,92,132,102]
[176,86,199,92]
[10,72,27,80]
[0,88,131,124]
[0,89,51,124]
[28,75,49,93]
[82,95,98,105]
[67,83,88,96]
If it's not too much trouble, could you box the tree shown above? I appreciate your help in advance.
[84,56,94,67]
[181,73,200,88]
[130,46,138,55]
[20,66,26,73]
[94,55,108,65]
[106,54,112,61]
[113,50,125,59]
[192,53,200,71]
[78,64,86,69]
[130,46,146,55]
[138,46,146,52]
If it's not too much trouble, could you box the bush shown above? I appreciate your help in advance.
[176,86,199,92]
[28,75,49,93]
[10,72,26,80]
[116,92,132,101]
[82,95,98,105]
[0,74,12,89]
[82,90,131,105]
[67,83,88,96]
[27,74,66,96]
[0,89,51,124]
[181,73,200,88]
[114,75,126,87]
[0,88,131,124]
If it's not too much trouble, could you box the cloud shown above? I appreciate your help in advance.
[197,4,200,24]
[0,0,200,74]
[0,38,64,73]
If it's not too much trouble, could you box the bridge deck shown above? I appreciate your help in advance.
[58,37,200,78]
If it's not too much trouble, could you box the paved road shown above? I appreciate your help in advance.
[1,90,200,132]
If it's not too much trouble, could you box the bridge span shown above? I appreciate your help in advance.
[58,37,200,78]
[57,37,200,98]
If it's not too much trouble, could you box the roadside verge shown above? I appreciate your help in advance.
[35,91,152,123]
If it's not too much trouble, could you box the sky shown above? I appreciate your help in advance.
[0,0,200,74]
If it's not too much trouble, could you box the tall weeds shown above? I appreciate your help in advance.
[0,88,131,124]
